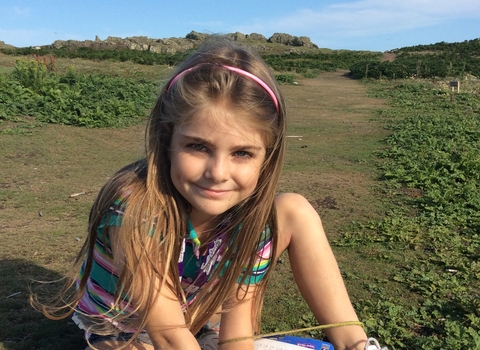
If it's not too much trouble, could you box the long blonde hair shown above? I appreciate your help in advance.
[35,38,287,340]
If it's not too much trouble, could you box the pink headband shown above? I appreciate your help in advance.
[167,64,279,114]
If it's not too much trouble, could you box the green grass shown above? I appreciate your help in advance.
[333,78,480,349]
[2,50,479,349]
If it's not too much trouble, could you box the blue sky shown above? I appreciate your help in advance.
[1,0,479,52]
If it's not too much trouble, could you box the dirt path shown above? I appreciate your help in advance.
[261,71,391,332]
[279,71,389,238]
[0,71,389,263]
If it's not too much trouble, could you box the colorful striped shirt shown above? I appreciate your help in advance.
[75,198,272,331]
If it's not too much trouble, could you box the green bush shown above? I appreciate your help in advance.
[275,74,295,84]
[1,47,190,67]
[1,64,158,127]
[350,39,480,79]
[12,59,50,93]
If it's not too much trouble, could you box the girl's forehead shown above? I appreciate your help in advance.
[181,106,259,135]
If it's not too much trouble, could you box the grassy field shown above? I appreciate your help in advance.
[2,51,478,349]
[0,52,391,349]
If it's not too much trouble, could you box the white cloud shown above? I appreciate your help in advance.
[13,6,31,17]
[330,0,480,17]
[235,0,480,39]
[0,6,30,20]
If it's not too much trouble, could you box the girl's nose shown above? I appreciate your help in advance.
[205,156,229,183]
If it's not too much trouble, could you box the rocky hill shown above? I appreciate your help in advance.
[0,40,15,50]
[2,31,318,54]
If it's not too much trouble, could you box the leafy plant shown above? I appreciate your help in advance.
[12,59,50,93]
[350,39,480,79]
[1,62,158,128]
[275,74,295,84]
[337,78,480,349]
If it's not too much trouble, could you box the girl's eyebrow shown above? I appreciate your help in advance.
[181,135,215,148]
[181,134,264,151]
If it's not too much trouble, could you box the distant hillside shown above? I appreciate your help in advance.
[2,32,479,80]
[0,40,15,50]
[393,38,480,56]
[0,31,320,55]
[0,31,382,76]
[350,38,480,79]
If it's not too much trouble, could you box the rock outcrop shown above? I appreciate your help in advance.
[268,33,316,48]
[0,40,16,50]
[47,31,317,54]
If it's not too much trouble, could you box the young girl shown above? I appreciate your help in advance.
[37,38,375,350]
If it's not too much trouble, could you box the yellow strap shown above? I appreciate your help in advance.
[217,320,364,345]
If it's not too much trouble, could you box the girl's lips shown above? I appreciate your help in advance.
[196,185,231,198]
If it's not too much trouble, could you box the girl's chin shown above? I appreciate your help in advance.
[189,205,236,223]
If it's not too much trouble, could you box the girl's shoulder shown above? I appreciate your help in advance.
[275,193,321,225]
[275,192,315,211]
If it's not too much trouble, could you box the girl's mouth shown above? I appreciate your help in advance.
[197,185,231,198]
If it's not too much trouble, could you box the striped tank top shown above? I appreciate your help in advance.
[75,197,272,330]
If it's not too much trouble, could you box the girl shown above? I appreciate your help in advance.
[37,38,374,350]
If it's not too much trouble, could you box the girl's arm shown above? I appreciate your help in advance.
[217,285,257,350]
[109,227,201,350]
[143,280,201,350]
[275,193,368,350]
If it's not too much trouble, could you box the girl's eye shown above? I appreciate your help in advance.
[234,151,253,158]
[189,144,207,152]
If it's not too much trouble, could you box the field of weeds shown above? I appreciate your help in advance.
[1,51,479,349]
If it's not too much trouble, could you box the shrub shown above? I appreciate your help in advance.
[275,74,295,84]
[2,65,158,127]
[12,59,50,93]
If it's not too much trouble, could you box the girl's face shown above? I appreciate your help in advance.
[169,106,266,231]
